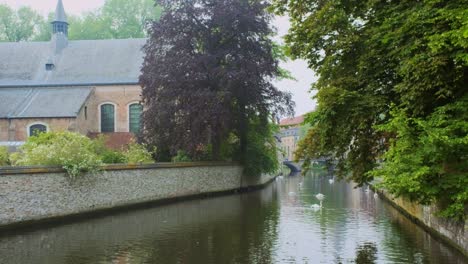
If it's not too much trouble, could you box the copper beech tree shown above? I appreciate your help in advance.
[140,0,293,170]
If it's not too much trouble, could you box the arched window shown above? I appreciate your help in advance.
[129,103,143,134]
[28,123,47,137]
[100,103,115,132]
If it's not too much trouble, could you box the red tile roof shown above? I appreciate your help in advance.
[279,115,305,127]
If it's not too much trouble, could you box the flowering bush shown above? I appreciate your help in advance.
[11,131,102,177]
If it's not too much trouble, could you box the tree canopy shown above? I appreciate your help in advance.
[67,0,162,40]
[0,0,162,42]
[0,5,44,42]
[140,0,293,175]
[272,0,467,219]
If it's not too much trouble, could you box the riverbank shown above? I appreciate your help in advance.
[2,171,465,263]
[0,162,276,231]
[375,188,467,257]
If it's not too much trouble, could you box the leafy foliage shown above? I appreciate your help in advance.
[0,0,162,42]
[92,135,123,164]
[94,136,154,164]
[243,119,280,177]
[273,0,467,218]
[100,150,127,164]
[11,132,102,177]
[0,146,9,166]
[140,0,293,175]
[172,151,192,163]
[9,132,156,176]
[124,142,155,164]
[0,5,45,42]
[371,98,468,220]
[67,0,162,40]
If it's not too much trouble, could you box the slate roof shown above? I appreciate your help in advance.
[0,38,146,87]
[0,87,92,118]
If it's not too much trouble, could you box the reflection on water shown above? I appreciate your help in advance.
[0,170,466,264]
[354,242,378,264]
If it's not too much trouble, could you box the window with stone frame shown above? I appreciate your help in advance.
[101,104,115,132]
[129,103,143,134]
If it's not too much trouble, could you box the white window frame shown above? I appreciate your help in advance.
[27,122,49,137]
[98,102,117,133]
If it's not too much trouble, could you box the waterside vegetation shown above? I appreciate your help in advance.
[273,0,467,220]
[5,132,154,177]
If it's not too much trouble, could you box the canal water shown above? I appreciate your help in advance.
[0,170,466,264]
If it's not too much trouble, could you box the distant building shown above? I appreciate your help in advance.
[0,0,145,150]
[278,115,305,161]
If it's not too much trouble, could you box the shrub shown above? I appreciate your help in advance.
[124,142,155,164]
[172,150,192,162]
[0,146,9,166]
[101,150,127,164]
[11,131,102,177]
[370,97,468,220]
[91,135,127,164]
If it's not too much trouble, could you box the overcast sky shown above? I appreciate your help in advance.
[0,0,317,116]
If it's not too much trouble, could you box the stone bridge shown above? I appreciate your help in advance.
[282,160,302,173]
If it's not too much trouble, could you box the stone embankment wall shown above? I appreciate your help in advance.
[0,163,276,229]
[377,189,467,256]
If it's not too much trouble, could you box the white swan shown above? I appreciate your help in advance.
[310,204,321,211]
[311,193,325,210]
[315,193,325,201]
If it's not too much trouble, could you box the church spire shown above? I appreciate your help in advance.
[50,0,68,54]
[52,0,68,36]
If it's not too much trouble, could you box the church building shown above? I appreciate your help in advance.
[0,0,146,149]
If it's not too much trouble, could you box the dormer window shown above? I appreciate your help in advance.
[46,63,55,71]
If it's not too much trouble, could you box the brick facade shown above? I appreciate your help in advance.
[0,85,142,148]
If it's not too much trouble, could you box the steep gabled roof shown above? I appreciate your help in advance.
[0,87,92,118]
[0,38,146,87]
[279,115,305,127]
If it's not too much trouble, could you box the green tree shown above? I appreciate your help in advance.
[0,5,45,42]
[371,98,468,220]
[66,0,162,40]
[15,0,162,42]
[274,0,467,218]
[67,0,162,40]
[68,13,113,40]
[101,0,162,39]
[140,0,293,175]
